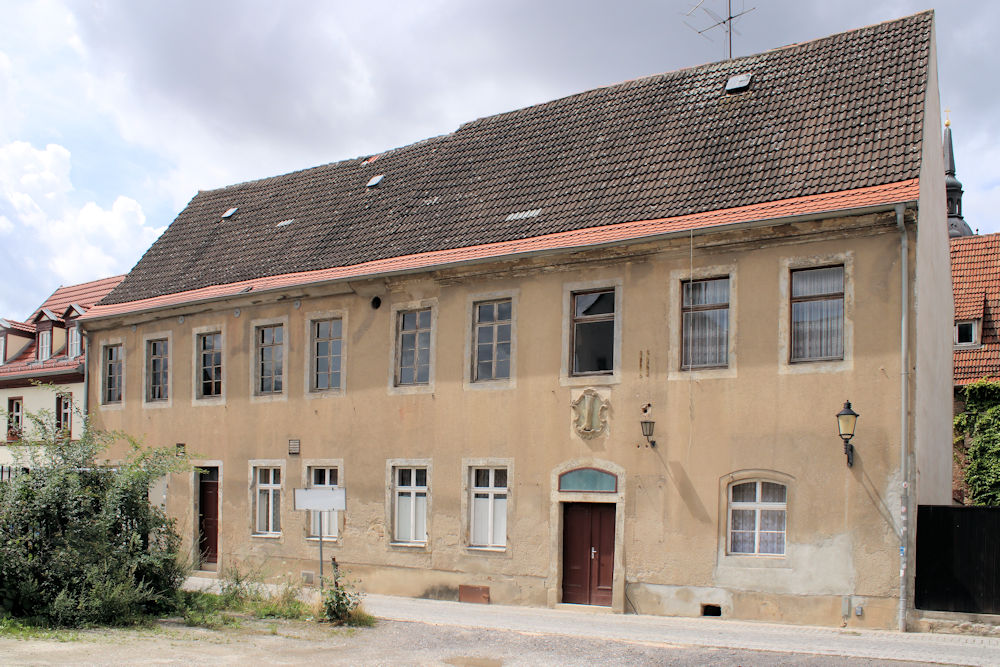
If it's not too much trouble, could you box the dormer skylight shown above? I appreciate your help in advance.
[505,208,542,222]
[725,73,753,94]
[367,174,384,188]
[221,207,238,219]
[276,219,294,228]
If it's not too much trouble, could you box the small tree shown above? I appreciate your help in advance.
[0,392,189,626]
[954,379,1000,506]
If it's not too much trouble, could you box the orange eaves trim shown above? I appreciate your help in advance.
[82,178,920,321]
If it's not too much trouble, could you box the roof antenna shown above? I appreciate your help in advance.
[683,0,756,59]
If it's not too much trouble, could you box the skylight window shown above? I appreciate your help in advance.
[276,219,294,228]
[221,207,238,218]
[725,74,753,94]
[367,174,385,188]
[505,208,542,222]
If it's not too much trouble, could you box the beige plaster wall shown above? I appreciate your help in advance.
[913,28,954,506]
[86,214,927,628]
[0,381,86,443]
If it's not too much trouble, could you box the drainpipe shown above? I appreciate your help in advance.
[895,203,909,632]
[82,330,90,419]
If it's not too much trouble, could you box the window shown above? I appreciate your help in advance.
[308,466,339,539]
[146,339,169,401]
[55,393,72,434]
[103,344,123,403]
[790,266,844,362]
[571,289,615,375]
[728,480,787,556]
[473,300,512,382]
[393,466,428,543]
[682,277,729,369]
[256,325,283,394]
[67,326,81,358]
[470,467,507,548]
[0,335,5,364]
[311,319,343,391]
[955,320,979,347]
[254,467,281,534]
[198,332,223,397]
[396,309,431,386]
[6,397,23,441]
[38,330,51,361]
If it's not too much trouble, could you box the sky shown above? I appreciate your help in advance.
[1,1,998,319]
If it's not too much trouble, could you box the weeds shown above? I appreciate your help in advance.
[320,562,369,626]
[0,617,80,641]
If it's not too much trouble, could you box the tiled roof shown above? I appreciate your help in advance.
[0,319,36,335]
[100,12,933,308]
[83,179,920,321]
[952,233,1000,385]
[28,275,124,322]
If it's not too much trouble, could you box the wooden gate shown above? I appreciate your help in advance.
[915,505,1000,614]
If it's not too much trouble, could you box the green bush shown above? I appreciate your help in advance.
[956,380,1000,505]
[321,563,365,625]
[0,394,189,626]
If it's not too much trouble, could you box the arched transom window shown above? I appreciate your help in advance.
[559,468,617,493]
[728,480,786,555]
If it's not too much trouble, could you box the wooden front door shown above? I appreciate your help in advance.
[198,467,219,565]
[562,503,615,606]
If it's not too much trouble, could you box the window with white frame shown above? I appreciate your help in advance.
[470,467,507,548]
[38,330,51,361]
[311,319,343,391]
[67,326,81,358]
[55,393,72,434]
[198,332,223,398]
[7,397,23,441]
[955,320,980,347]
[256,325,284,394]
[473,300,512,382]
[682,277,729,369]
[103,344,123,403]
[790,266,844,362]
[571,289,616,375]
[146,338,169,401]
[0,335,5,364]
[393,466,427,543]
[254,467,281,534]
[728,480,787,556]
[308,466,339,538]
[396,309,432,386]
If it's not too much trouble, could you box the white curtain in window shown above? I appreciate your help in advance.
[791,267,844,360]
[682,279,729,367]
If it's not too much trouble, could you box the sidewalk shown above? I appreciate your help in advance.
[186,577,999,666]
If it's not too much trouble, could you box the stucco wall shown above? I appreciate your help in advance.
[0,381,86,447]
[86,214,927,628]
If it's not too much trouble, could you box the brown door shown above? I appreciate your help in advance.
[562,503,615,606]
[198,467,219,565]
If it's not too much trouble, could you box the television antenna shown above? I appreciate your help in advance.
[683,0,756,60]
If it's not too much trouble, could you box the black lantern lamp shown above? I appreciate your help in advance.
[640,419,656,448]
[836,400,859,467]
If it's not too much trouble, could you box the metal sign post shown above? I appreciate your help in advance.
[294,487,346,590]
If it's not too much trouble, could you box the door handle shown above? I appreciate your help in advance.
[591,547,597,559]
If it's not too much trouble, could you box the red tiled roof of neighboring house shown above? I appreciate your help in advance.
[952,233,1000,385]
[0,319,36,335]
[28,274,125,322]
[97,13,934,309]
[82,178,920,321]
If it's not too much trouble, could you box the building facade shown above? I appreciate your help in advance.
[80,13,951,629]
[0,276,123,472]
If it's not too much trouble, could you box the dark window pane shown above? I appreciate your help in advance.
[477,303,494,323]
[497,300,512,320]
[415,468,427,486]
[574,321,614,373]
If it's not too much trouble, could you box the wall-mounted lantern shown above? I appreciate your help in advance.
[836,400,859,467]
[640,419,657,448]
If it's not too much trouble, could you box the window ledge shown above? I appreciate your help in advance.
[305,389,344,400]
[251,533,282,540]
[466,546,507,554]
[388,541,428,550]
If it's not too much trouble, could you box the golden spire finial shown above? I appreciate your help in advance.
[945,108,951,127]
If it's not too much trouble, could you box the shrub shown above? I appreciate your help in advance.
[0,393,189,626]
[320,563,366,625]
[956,380,1000,505]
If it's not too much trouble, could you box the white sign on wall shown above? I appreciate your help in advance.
[293,487,346,511]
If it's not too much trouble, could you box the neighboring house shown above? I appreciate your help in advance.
[0,275,124,471]
[80,13,952,629]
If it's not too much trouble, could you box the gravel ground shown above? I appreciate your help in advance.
[0,615,944,666]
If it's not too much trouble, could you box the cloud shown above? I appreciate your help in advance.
[0,141,163,317]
